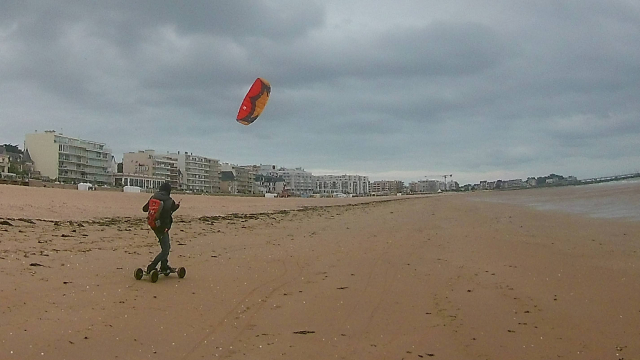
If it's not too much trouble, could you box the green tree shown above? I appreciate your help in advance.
[1,144,23,155]
[536,176,547,186]
[8,163,24,176]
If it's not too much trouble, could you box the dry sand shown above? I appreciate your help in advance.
[0,184,639,359]
[0,185,402,221]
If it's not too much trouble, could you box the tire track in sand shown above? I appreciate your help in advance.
[181,256,302,359]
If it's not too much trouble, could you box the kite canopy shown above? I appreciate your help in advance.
[236,78,271,125]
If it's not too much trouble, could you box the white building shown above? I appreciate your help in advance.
[275,167,315,197]
[123,150,221,192]
[258,164,279,175]
[171,152,221,193]
[122,150,180,189]
[503,179,526,189]
[115,173,166,190]
[25,131,114,185]
[445,180,459,191]
[315,174,370,195]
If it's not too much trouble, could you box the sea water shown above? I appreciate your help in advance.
[473,179,640,221]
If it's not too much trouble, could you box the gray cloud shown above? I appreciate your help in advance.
[1,0,639,184]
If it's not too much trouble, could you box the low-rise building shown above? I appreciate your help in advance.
[0,154,9,174]
[254,173,285,194]
[114,173,166,190]
[0,145,28,165]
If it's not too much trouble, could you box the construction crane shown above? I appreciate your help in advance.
[424,174,453,191]
[424,174,453,182]
[441,174,453,191]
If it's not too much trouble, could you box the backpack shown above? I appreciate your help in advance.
[147,198,164,230]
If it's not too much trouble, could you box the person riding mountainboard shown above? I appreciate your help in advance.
[142,182,180,274]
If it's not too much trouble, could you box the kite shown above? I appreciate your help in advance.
[236,78,271,125]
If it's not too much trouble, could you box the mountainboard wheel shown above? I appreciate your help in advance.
[134,268,144,280]
[177,267,186,279]
[150,269,159,283]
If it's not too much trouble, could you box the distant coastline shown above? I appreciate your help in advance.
[472,178,640,222]
[464,172,640,193]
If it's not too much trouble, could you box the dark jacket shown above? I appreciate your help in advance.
[142,190,180,232]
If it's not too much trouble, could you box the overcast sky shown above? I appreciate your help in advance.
[1,1,639,184]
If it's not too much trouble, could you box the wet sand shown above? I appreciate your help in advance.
[0,185,639,359]
[472,180,640,221]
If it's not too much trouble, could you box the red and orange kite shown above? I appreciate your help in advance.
[236,78,271,125]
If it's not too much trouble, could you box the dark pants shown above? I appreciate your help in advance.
[148,230,171,271]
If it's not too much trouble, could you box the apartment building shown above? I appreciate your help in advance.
[25,131,114,185]
[275,167,315,196]
[370,180,404,196]
[122,150,179,189]
[409,179,441,193]
[218,163,256,194]
[171,152,221,193]
[315,174,370,195]
[502,179,526,189]
[0,154,9,174]
[234,166,254,194]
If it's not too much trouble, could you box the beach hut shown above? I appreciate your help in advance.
[78,183,93,191]
[123,186,142,193]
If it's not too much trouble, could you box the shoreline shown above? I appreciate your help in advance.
[469,179,640,222]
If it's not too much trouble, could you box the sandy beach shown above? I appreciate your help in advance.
[1,185,639,359]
